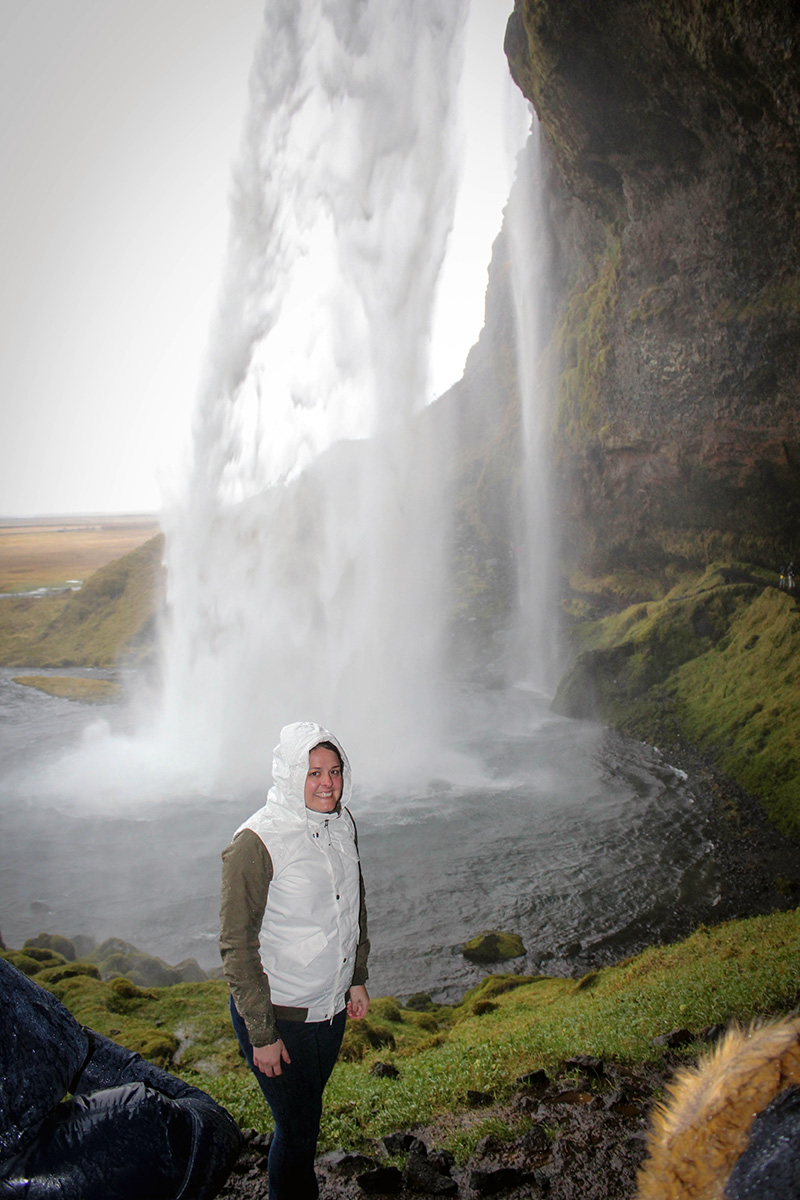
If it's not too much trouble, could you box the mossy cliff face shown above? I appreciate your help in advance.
[504,0,800,575]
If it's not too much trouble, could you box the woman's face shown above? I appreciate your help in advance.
[304,746,343,812]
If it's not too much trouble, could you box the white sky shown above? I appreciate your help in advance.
[0,1,529,517]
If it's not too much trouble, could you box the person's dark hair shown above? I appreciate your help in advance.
[312,740,343,771]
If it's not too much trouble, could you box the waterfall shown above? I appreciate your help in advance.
[155,0,469,790]
[507,123,560,693]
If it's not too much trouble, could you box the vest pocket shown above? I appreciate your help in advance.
[280,928,329,969]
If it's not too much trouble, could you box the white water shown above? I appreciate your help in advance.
[507,125,561,691]
[0,671,717,1000]
[149,0,471,792]
[0,4,725,999]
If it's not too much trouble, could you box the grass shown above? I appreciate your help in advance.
[7,907,800,1158]
[554,235,620,448]
[556,563,800,834]
[12,675,121,703]
[0,533,165,667]
[669,587,800,832]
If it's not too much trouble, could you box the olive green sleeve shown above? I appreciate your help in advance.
[351,865,370,987]
[350,812,370,988]
[219,828,278,1047]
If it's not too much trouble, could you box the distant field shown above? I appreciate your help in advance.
[0,516,161,593]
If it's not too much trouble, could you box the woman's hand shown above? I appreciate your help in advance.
[252,1038,291,1076]
[347,985,370,1020]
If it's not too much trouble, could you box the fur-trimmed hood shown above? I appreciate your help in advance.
[637,1016,800,1199]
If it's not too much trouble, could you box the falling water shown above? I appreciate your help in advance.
[0,5,724,991]
[156,0,469,789]
[507,122,560,692]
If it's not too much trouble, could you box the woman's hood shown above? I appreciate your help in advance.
[268,720,352,821]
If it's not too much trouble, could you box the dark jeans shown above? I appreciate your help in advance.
[230,999,346,1200]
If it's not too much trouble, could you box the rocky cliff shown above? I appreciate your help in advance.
[500,0,800,584]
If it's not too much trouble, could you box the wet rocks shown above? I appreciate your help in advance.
[220,1054,676,1200]
[462,931,526,964]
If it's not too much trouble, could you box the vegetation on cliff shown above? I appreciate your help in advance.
[555,566,800,835]
[503,0,800,578]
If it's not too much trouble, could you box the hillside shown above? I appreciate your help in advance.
[5,907,800,1198]
[0,533,165,668]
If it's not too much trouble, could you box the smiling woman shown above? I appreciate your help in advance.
[219,721,370,1200]
[303,742,344,813]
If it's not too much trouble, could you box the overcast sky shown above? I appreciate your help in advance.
[0,1,528,516]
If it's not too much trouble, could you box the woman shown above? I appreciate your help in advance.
[219,721,370,1200]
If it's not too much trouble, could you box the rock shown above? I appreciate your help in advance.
[519,1124,551,1158]
[24,933,76,961]
[462,930,526,963]
[70,934,97,959]
[467,1089,494,1107]
[470,1165,534,1195]
[503,0,800,583]
[383,1133,426,1156]
[403,1147,458,1196]
[356,1165,403,1194]
[516,1068,551,1094]
[322,1150,380,1178]
[403,992,435,1011]
[563,1055,604,1079]
[370,1061,400,1079]
[173,957,208,983]
[245,1131,272,1154]
[475,1134,505,1159]
[428,1149,455,1176]
[652,1027,694,1048]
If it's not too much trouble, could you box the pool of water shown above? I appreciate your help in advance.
[0,670,717,1001]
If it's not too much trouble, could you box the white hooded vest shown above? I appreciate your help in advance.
[236,721,362,1022]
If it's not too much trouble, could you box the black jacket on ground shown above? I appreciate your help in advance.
[0,958,241,1199]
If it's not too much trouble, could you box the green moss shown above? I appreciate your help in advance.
[369,996,403,1023]
[8,907,800,1153]
[556,565,800,833]
[627,284,675,325]
[40,975,236,1072]
[404,992,435,1012]
[463,931,526,963]
[554,237,620,448]
[668,587,800,833]
[24,933,76,959]
[13,675,121,703]
[35,962,101,986]
[89,938,203,987]
[0,950,56,976]
[716,276,800,323]
[339,1018,396,1062]
[470,999,498,1016]
[459,975,542,1005]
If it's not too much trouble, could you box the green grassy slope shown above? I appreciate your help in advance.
[555,565,800,835]
[5,907,800,1156]
[0,534,164,668]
